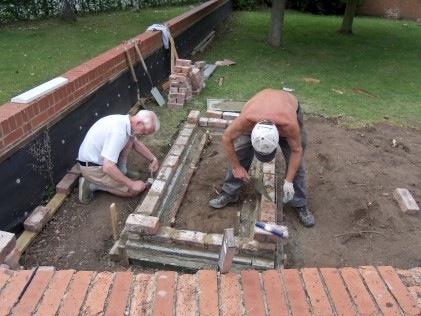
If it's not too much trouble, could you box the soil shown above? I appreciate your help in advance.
[21,116,421,271]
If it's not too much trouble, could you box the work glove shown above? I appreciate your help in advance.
[282,180,294,203]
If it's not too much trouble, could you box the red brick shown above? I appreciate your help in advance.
[152,271,176,316]
[340,267,378,315]
[23,206,51,232]
[129,273,155,315]
[4,127,23,145]
[176,274,197,316]
[199,117,208,126]
[82,271,113,316]
[0,270,32,315]
[319,268,356,315]
[198,270,218,316]
[377,266,420,316]
[68,163,81,175]
[187,110,200,123]
[4,247,21,270]
[56,173,79,194]
[36,270,74,316]
[359,266,401,315]
[301,268,333,316]
[126,214,160,235]
[282,269,311,315]
[105,271,133,316]
[241,270,266,316]
[59,270,94,316]
[205,110,223,118]
[13,269,54,315]
[208,118,227,128]
[262,270,289,316]
[220,272,242,316]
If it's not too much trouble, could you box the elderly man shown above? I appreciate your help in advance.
[77,110,160,204]
[209,88,315,227]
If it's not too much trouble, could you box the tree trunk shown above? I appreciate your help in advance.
[339,0,357,34]
[62,0,77,22]
[268,0,286,47]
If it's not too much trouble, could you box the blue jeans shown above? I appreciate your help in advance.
[221,105,308,208]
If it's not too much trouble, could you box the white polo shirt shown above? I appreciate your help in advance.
[78,115,132,164]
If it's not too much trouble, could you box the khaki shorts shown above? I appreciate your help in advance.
[80,165,129,193]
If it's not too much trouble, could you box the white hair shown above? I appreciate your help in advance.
[136,110,160,132]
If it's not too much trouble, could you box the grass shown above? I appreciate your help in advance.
[1,8,420,130]
[0,6,196,105]
[196,10,421,129]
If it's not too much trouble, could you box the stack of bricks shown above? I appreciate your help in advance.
[167,59,205,109]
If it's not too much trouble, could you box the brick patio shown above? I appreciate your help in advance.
[0,265,420,315]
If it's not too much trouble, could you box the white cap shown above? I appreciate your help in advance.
[251,120,279,162]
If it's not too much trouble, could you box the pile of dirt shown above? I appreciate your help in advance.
[21,116,421,271]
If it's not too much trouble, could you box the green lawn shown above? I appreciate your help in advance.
[1,8,420,129]
[197,10,421,129]
[0,6,194,105]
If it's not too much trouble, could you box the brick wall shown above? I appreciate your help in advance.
[358,0,421,21]
[0,0,229,164]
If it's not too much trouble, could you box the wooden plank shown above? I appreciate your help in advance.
[16,231,37,253]
[192,31,216,52]
[46,193,67,216]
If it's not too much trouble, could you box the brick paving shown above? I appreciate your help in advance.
[0,266,420,315]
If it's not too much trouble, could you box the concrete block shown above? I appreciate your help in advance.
[393,188,419,214]
[23,206,51,232]
[0,231,16,263]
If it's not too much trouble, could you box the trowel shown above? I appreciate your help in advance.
[250,176,273,203]
[147,170,154,188]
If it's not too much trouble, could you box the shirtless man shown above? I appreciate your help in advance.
[209,88,315,227]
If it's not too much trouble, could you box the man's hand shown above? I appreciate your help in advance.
[149,157,159,173]
[282,180,294,203]
[232,166,250,181]
[130,180,147,193]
